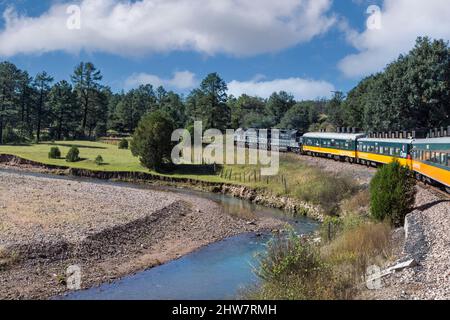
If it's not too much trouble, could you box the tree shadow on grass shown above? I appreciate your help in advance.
[1,143,33,147]
[42,143,107,150]
[158,163,223,176]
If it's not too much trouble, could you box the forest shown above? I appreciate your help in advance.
[0,37,449,145]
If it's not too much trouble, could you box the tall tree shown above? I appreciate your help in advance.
[406,37,450,129]
[265,91,295,126]
[326,91,345,128]
[229,94,266,128]
[279,101,319,132]
[49,80,78,140]
[17,71,34,138]
[0,62,21,144]
[195,73,230,131]
[71,62,103,137]
[33,72,53,142]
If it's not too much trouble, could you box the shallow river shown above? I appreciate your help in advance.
[0,168,318,300]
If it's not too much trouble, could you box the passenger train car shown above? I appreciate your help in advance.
[302,132,366,162]
[411,137,450,188]
[357,138,413,167]
[233,128,450,192]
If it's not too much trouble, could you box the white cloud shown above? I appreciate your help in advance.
[125,71,197,90]
[339,0,450,78]
[228,77,335,100]
[0,0,336,57]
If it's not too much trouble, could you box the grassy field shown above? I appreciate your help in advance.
[0,141,360,212]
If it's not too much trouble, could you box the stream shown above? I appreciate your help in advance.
[0,168,318,300]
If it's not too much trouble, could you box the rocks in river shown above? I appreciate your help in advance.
[0,169,283,299]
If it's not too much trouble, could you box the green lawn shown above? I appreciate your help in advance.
[0,141,359,212]
[0,140,226,182]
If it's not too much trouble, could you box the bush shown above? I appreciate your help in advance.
[66,146,80,162]
[292,170,359,215]
[48,147,61,159]
[370,160,416,227]
[95,155,104,166]
[249,229,354,300]
[131,111,175,171]
[2,124,23,144]
[118,138,129,150]
[322,221,392,279]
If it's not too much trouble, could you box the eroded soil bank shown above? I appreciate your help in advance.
[0,170,281,299]
[0,154,324,220]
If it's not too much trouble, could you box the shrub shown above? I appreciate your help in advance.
[370,160,416,227]
[292,170,359,215]
[118,138,129,150]
[322,221,392,279]
[339,189,371,217]
[48,147,61,159]
[131,111,175,171]
[66,146,80,162]
[95,155,104,166]
[2,124,23,144]
[249,229,354,300]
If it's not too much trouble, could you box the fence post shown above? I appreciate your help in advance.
[328,221,331,242]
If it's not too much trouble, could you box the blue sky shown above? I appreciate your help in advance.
[0,0,447,100]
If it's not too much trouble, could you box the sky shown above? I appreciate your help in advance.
[0,0,449,100]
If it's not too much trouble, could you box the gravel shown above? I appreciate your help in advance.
[296,154,376,185]
[0,170,281,299]
[362,187,450,300]
[296,155,449,300]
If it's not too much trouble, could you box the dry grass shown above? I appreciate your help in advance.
[247,230,355,300]
[340,189,371,217]
[0,247,20,271]
[322,221,392,280]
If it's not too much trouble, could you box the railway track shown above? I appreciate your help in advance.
[417,182,450,199]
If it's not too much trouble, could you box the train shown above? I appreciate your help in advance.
[233,128,450,192]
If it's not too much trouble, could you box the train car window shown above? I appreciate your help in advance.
[375,146,379,154]
[447,154,450,167]
[431,152,437,163]
[440,153,446,165]
[379,146,384,154]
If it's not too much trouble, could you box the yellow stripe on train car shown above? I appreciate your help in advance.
[412,160,450,188]
[357,152,412,168]
[303,146,356,158]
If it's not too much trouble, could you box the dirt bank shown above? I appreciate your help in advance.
[0,171,282,299]
[0,154,324,220]
[359,186,450,300]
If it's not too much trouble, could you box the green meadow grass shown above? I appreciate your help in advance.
[0,141,359,211]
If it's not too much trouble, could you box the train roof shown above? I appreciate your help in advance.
[413,137,450,144]
[302,132,366,140]
[358,138,414,144]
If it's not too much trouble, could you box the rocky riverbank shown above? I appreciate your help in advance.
[0,154,324,220]
[0,170,282,299]
[360,186,450,300]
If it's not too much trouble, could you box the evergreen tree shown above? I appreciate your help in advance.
[71,62,103,137]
